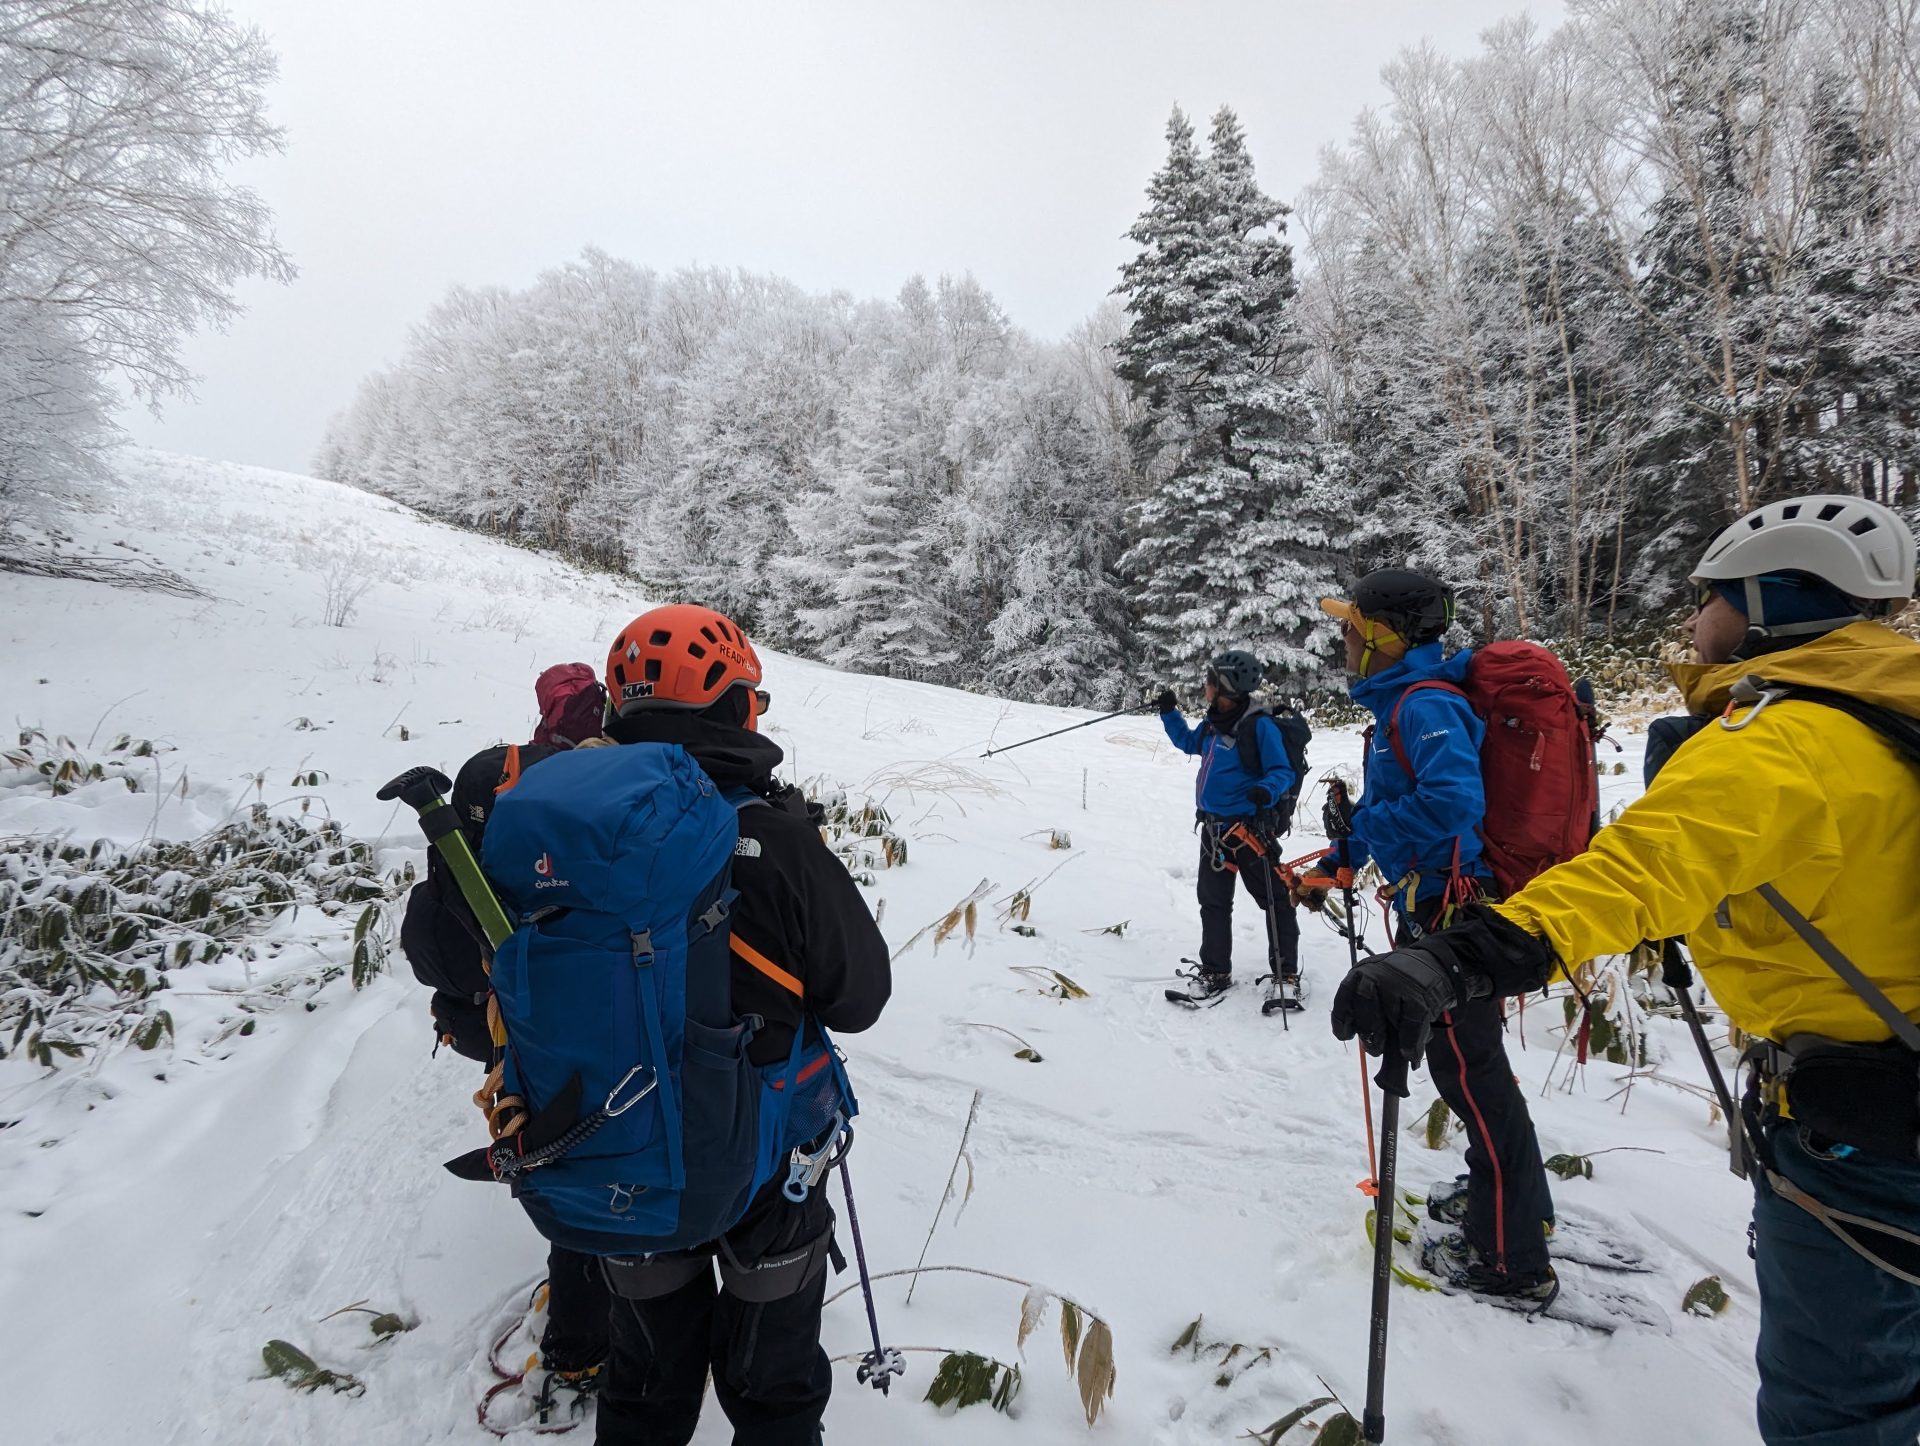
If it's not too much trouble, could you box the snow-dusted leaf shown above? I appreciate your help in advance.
[1016,1284,1050,1354]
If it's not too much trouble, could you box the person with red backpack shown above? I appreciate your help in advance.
[398,661,614,1427]
[1331,497,1920,1444]
[1298,569,1558,1304]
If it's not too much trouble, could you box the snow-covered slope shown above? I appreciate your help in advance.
[0,451,1763,1446]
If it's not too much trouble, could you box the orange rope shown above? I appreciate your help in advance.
[1357,1044,1380,1197]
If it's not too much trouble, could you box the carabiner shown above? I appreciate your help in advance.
[605,1064,658,1117]
[782,1113,849,1202]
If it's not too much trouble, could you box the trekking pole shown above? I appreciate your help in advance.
[1661,939,1749,1178]
[378,766,513,948]
[1364,1050,1410,1445]
[837,1154,905,1395]
[979,703,1160,759]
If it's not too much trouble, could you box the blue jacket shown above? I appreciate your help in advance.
[1339,642,1487,904]
[1162,702,1296,820]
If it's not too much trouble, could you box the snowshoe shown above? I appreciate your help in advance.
[1418,1225,1560,1310]
[481,1360,602,1436]
[1166,963,1235,1007]
[478,1278,605,1436]
[1412,1181,1652,1272]
[1260,972,1307,1016]
[1409,1222,1669,1334]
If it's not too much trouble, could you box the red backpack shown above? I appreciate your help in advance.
[1378,641,1599,899]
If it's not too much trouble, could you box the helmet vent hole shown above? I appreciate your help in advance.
[702,661,727,692]
[719,622,736,642]
[1780,504,1800,518]
[649,629,672,646]
[1849,516,1878,535]
[686,641,707,660]
[1748,515,1767,529]
[1818,502,1845,521]
[644,658,661,682]
[700,626,718,643]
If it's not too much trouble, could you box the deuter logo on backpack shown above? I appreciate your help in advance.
[533,851,569,889]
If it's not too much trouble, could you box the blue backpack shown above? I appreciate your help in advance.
[465,742,855,1256]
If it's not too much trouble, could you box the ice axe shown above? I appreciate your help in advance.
[376,765,513,949]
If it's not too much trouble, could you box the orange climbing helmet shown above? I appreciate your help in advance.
[605,604,763,721]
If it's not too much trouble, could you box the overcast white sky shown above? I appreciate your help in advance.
[121,0,1563,475]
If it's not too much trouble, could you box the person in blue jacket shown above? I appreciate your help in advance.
[1157,649,1301,1003]
[1300,569,1556,1302]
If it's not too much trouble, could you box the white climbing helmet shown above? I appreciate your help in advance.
[1693,494,1916,634]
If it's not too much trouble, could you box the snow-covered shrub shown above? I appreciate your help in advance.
[1,727,167,797]
[0,809,405,1067]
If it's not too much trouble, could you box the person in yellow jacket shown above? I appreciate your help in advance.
[1330,493,1920,1446]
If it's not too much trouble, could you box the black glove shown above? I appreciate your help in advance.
[1248,784,1273,808]
[1154,688,1179,714]
[1330,947,1460,1064]
[430,991,494,1063]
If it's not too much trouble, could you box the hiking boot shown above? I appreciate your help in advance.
[1419,1227,1559,1306]
[1426,1173,1470,1226]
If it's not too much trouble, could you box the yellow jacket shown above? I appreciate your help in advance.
[1495,622,1920,1044]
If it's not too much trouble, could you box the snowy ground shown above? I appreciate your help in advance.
[0,450,1764,1446]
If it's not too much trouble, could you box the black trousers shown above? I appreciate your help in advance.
[1400,906,1553,1275]
[1196,829,1300,978]
[541,1244,611,1372]
[597,1180,836,1446]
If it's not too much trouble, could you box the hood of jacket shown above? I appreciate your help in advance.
[1669,621,1920,718]
[1349,640,1474,717]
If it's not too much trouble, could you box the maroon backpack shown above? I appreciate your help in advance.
[1379,641,1598,899]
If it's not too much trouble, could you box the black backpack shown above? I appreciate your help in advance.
[1232,703,1312,832]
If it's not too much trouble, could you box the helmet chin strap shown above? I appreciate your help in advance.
[1731,574,1866,661]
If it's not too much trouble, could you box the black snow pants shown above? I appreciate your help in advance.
[1197,824,1300,980]
[596,1178,837,1446]
[1401,901,1554,1275]
[541,1244,612,1372]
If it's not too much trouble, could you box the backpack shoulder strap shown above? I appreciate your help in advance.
[1236,714,1264,778]
[1726,680,1920,1051]
[1768,685,1920,771]
[495,743,524,796]
[1384,680,1465,781]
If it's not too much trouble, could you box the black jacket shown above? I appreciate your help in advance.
[400,720,892,1067]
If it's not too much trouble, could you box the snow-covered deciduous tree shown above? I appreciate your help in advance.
[0,0,291,498]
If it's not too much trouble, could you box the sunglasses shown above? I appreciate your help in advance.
[753,688,771,717]
[1693,582,1718,611]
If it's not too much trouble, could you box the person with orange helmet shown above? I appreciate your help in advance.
[592,603,892,1446]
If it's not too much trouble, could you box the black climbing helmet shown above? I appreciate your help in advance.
[1324,569,1455,646]
[1207,650,1264,696]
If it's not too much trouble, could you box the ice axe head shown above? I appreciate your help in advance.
[1322,777,1355,841]
[377,765,454,812]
